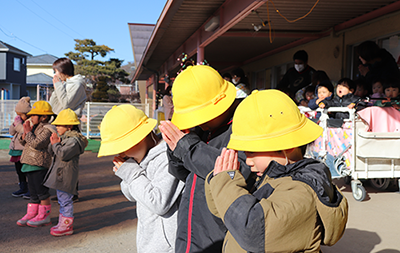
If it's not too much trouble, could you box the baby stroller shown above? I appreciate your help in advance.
[306,107,400,201]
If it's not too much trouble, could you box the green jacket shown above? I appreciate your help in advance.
[205,159,348,253]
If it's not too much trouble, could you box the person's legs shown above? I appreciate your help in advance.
[25,171,39,204]
[12,161,28,197]
[51,190,74,236]
[17,171,40,226]
[27,170,51,227]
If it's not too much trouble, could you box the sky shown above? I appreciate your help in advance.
[0,0,167,65]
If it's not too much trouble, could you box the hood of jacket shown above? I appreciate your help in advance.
[261,158,348,246]
[67,74,85,85]
[139,140,167,168]
[62,130,88,153]
[263,158,336,205]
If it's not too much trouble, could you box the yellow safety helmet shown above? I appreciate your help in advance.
[171,65,237,130]
[228,90,323,152]
[27,101,54,116]
[51,108,80,125]
[98,104,157,157]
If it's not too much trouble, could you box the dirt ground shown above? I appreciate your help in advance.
[0,150,137,253]
[1,149,400,253]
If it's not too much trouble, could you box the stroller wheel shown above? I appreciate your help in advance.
[369,178,391,190]
[352,183,366,202]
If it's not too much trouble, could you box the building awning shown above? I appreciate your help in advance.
[133,0,400,81]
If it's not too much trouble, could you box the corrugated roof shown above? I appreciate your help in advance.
[27,54,58,65]
[128,23,155,68]
[27,73,53,85]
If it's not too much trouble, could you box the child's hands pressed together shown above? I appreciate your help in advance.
[23,120,32,134]
[213,148,239,176]
[159,121,189,151]
[113,155,128,172]
[50,132,60,145]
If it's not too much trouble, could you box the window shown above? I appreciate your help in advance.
[14,58,21,72]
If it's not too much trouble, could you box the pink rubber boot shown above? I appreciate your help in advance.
[27,204,51,227]
[50,214,63,233]
[50,215,73,236]
[17,203,39,226]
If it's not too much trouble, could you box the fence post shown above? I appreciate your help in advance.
[86,102,90,139]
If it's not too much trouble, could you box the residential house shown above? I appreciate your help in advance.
[0,41,31,99]
[26,54,58,100]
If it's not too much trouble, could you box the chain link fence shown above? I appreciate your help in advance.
[0,100,150,139]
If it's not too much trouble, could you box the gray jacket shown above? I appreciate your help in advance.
[115,141,185,253]
[49,74,87,117]
[43,130,88,195]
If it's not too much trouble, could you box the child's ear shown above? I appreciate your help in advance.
[328,92,332,97]
[350,88,355,93]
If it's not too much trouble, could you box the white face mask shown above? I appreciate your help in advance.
[294,64,305,73]
[232,78,239,85]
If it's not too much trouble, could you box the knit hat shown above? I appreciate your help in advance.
[51,108,80,125]
[15,97,31,114]
[27,101,54,115]
[228,90,322,152]
[98,104,157,157]
[171,65,237,130]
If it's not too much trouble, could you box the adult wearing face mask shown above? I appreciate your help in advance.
[277,50,315,102]
[231,68,250,98]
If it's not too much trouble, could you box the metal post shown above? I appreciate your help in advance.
[86,102,90,139]
[37,85,40,100]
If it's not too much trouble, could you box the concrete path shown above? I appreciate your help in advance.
[1,149,399,252]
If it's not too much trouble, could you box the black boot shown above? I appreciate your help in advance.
[12,182,28,197]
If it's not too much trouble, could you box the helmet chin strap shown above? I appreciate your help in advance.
[282,150,289,166]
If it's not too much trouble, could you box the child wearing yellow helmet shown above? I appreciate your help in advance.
[42,108,88,236]
[205,90,348,253]
[17,101,56,228]
[159,65,254,253]
[98,104,184,253]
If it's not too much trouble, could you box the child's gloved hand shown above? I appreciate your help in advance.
[50,132,60,145]
[13,115,23,126]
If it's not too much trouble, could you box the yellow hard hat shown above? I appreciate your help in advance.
[51,108,80,125]
[27,101,54,115]
[98,104,157,157]
[228,90,322,152]
[171,65,236,130]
